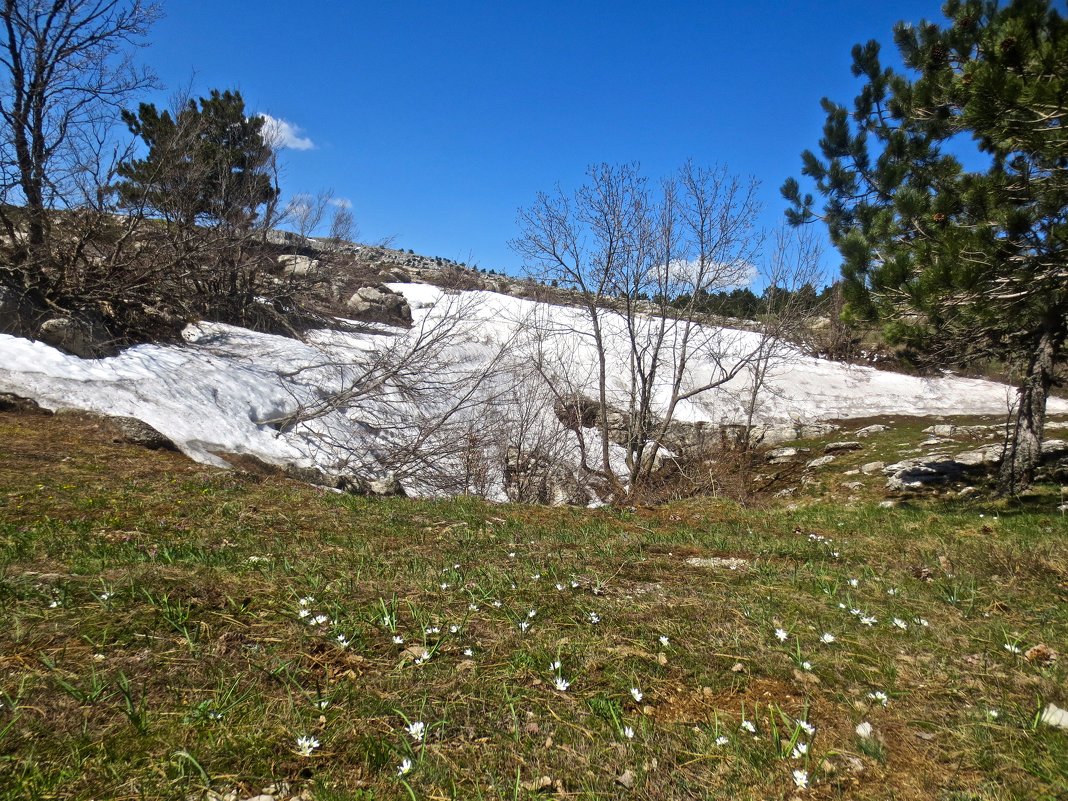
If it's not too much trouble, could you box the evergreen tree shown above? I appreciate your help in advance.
[782,0,1067,493]
[117,89,278,229]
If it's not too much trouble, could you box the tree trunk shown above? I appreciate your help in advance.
[997,328,1057,495]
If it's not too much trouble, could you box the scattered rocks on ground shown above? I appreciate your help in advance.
[344,284,413,325]
[860,461,885,475]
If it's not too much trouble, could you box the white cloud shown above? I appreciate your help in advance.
[329,197,352,209]
[258,113,315,151]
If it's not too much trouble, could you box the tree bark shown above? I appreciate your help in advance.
[998,327,1058,494]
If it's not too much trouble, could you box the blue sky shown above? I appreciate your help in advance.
[142,1,959,282]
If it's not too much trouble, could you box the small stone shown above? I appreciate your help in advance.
[615,770,637,790]
[1039,703,1068,731]
[860,461,885,475]
[657,652,668,665]
[806,455,836,469]
[825,441,862,453]
[730,663,745,673]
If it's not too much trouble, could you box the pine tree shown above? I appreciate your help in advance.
[117,89,278,230]
[782,0,1067,493]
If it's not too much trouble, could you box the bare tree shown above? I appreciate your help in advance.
[0,0,159,296]
[514,162,810,500]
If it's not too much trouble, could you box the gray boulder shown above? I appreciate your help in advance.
[344,285,413,325]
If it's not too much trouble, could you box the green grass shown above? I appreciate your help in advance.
[0,411,1066,800]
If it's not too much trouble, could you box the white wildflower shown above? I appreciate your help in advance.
[519,620,530,632]
[623,726,635,739]
[554,676,570,692]
[297,608,311,619]
[406,720,425,741]
[463,647,474,657]
[775,628,789,642]
[659,635,670,647]
[848,578,859,588]
[397,757,413,775]
[801,661,812,671]
[740,719,756,734]
[855,721,873,738]
[792,769,809,789]
[791,741,809,758]
[527,609,537,618]
[588,612,601,624]
[1003,642,1021,655]
[414,649,431,665]
[295,734,320,756]
[868,691,889,706]
[860,615,877,626]
[630,687,643,703]
[892,617,908,630]
[820,632,836,644]
[392,635,404,645]
[336,634,350,648]
[798,720,816,736]
[715,735,729,746]
[310,614,328,626]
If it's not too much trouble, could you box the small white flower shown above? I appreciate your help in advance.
[310,614,328,626]
[887,587,899,596]
[381,615,394,627]
[849,608,862,616]
[820,632,836,644]
[531,574,541,581]
[554,676,570,692]
[855,721,873,739]
[714,735,730,746]
[914,617,929,627]
[297,608,311,619]
[527,609,537,619]
[425,626,441,635]
[588,612,601,624]
[792,769,809,789]
[508,551,516,558]
[798,720,815,736]
[397,757,413,775]
[550,660,562,671]
[571,580,580,588]
[299,596,314,606]
[1003,642,1022,654]
[207,709,223,720]
[316,699,329,710]
[555,583,565,591]
[336,634,350,648]
[848,578,859,588]
[449,624,459,634]
[791,741,809,758]
[439,583,449,590]
[775,628,789,642]
[892,617,908,630]
[492,600,503,608]
[630,687,643,703]
[468,603,479,611]
[831,551,841,558]
[407,721,426,741]
[392,635,404,645]
[801,661,812,671]
[860,616,877,626]
[414,650,431,665]
[623,726,635,739]
[868,691,889,706]
[987,709,999,720]
[740,719,756,733]
[99,592,112,601]
[838,602,847,609]
[463,647,473,657]
[658,635,670,647]
[295,734,320,756]
[518,620,530,632]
